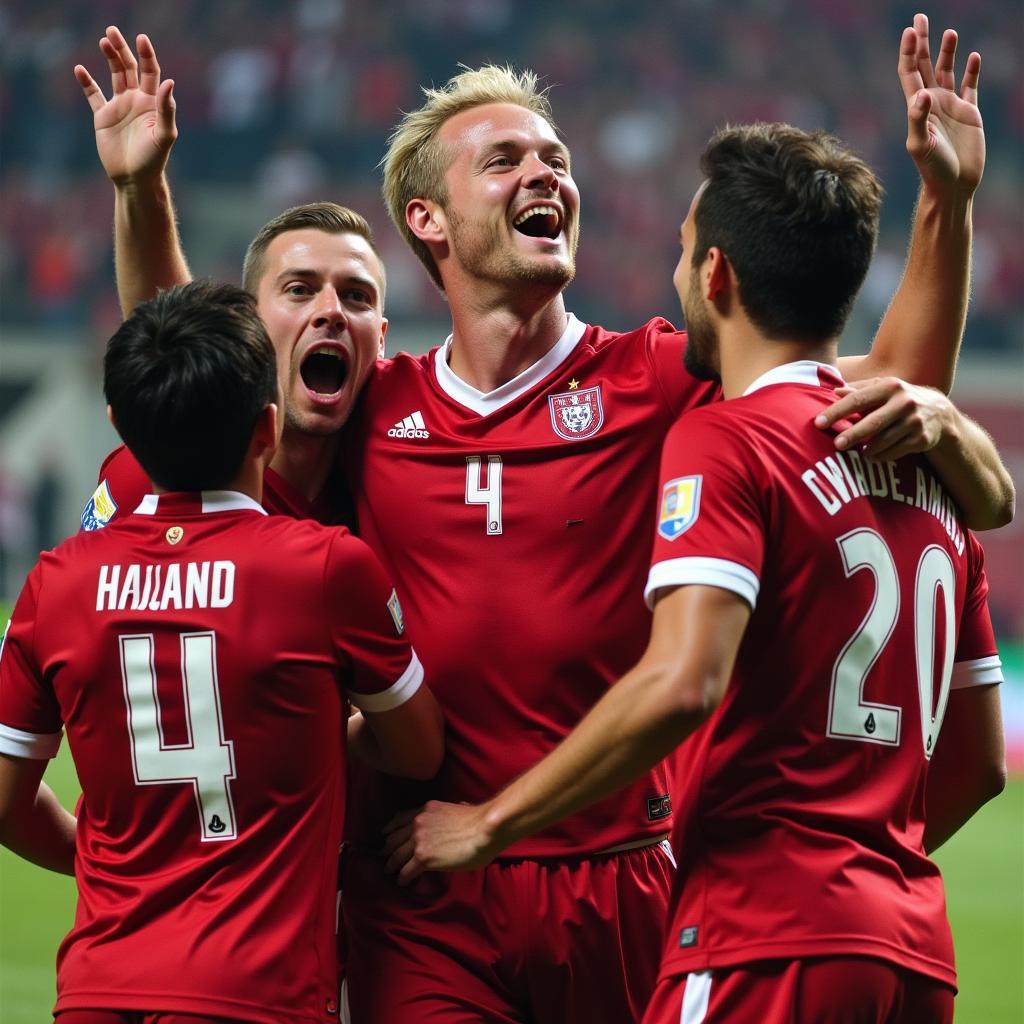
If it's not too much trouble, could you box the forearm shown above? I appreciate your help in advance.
[926,410,1014,529]
[114,174,192,315]
[0,781,76,876]
[483,665,703,850]
[848,187,972,393]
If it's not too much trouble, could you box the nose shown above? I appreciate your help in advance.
[311,288,347,332]
[523,154,558,193]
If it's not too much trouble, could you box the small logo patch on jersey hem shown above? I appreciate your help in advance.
[679,925,699,948]
[81,480,118,531]
[647,794,672,820]
[548,385,604,440]
[658,475,702,541]
[387,589,405,635]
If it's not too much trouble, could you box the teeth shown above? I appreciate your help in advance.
[312,347,342,359]
[513,205,561,227]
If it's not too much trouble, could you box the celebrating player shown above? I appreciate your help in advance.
[0,281,443,1023]
[75,15,1013,1023]
[385,121,1007,1024]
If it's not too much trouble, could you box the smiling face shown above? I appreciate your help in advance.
[434,102,580,292]
[254,229,387,437]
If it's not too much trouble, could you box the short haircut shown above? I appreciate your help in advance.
[104,280,278,492]
[241,202,385,302]
[694,123,883,341]
[382,65,556,290]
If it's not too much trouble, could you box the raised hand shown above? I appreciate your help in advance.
[899,13,984,195]
[74,26,176,187]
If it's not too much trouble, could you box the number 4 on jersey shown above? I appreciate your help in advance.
[466,456,503,535]
[120,631,238,841]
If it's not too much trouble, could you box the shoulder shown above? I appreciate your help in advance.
[583,316,684,353]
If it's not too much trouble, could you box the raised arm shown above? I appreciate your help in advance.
[383,585,750,882]
[838,14,984,392]
[75,26,190,315]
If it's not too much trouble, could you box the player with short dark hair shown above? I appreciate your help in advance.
[0,281,443,1024]
[387,121,1007,1024]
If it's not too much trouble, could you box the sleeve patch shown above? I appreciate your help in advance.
[387,589,405,636]
[81,480,118,532]
[658,475,702,541]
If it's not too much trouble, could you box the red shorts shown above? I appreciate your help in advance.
[642,957,956,1024]
[341,838,675,1024]
[55,1015,232,1024]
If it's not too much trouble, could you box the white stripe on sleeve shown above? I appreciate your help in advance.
[645,557,759,610]
[349,651,424,712]
[0,722,63,760]
[951,654,1004,690]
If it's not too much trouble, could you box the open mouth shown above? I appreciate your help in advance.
[300,345,349,398]
[513,205,563,240]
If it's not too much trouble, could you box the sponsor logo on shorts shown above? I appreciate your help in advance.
[548,385,604,441]
[647,794,672,821]
[81,480,118,532]
[679,925,699,948]
[657,475,702,541]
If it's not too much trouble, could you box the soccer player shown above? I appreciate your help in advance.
[0,281,443,1023]
[384,122,1008,1023]
[77,17,1013,1023]
[76,32,386,528]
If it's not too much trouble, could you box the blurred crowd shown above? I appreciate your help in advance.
[1,0,1021,342]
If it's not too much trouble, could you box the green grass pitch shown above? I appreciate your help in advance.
[1,745,1021,1022]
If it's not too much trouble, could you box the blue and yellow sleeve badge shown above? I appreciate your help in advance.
[80,480,118,532]
[658,475,702,541]
[387,588,406,636]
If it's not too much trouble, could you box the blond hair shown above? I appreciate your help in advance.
[382,65,557,290]
[242,202,384,302]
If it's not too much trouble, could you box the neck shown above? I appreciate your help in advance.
[443,276,570,393]
[269,428,339,502]
[718,323,837,400]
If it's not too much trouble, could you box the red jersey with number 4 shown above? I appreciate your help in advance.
[346,315,718,856]
[82,445,350,529]
[0,492,422,1023]
[645,361,1002,988]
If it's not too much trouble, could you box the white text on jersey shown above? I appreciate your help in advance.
[388,410,431,439]
[97,561,236,612]
[800,451,965,556]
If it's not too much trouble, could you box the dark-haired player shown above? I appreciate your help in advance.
[388,123,1007,1024]
[0,281,442,1023]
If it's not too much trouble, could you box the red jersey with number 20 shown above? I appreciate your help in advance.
[645,361,1002,989]
[347,315,718,856]
[0,492,422,1023]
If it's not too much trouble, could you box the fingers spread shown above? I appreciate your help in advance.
[961,51,981,104]
[137,34,161,95]
[74,65,107,112]
[913,13,938,90]
[898,26,925,100]
[105,25,139,92]
[935,29,958,90]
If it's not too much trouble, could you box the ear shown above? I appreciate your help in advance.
[251,402,279,460]
[377,317,388,359]
[106,405,118,431]
[406,199,447,245]
[702,246,737,309]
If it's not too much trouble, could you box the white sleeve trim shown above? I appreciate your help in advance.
[349,651,424,712]
[645,557,760,610]
[0,722,63,760]
[951,655,1003,690]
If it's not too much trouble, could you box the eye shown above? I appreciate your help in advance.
[487,155,514,169]
[285,282,313,298]
[549,155,568,171]
[343,288,373,305]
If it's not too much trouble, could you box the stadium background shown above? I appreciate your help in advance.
[0,0,1020,1020]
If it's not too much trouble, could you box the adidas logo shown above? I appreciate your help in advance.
[387,410,431,439]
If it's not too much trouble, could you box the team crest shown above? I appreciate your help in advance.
[658,475,702,541]
[387,589,405,636]
[81,480,118,532]
[548,386,604,441]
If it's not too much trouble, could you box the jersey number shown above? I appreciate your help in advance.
[466,456,503,535]
[119,631,238,841]
[827,529,955,757]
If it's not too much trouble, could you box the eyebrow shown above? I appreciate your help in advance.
[478,139,571,163]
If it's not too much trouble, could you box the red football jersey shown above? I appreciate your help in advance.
[0,491,422,1022]
[82,445,350,529]
[645,361,1003,988]
[346,315,719,856]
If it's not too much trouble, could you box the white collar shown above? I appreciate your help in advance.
[134,491,268,516]
[742,360,844,397]
[433,313,587,416]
